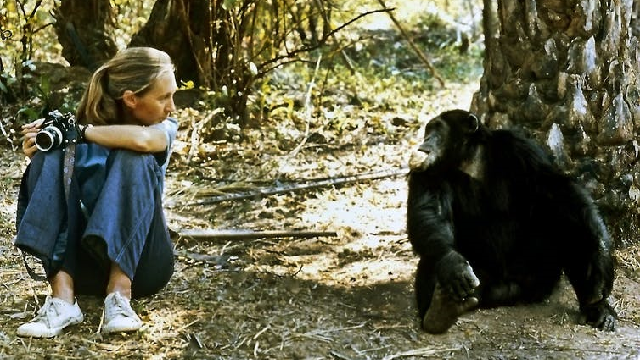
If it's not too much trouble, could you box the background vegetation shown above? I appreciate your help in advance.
[0,0,482,145]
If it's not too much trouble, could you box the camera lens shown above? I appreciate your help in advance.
[35,126,63,152]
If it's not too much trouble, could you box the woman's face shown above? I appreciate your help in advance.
[125,72,178,125]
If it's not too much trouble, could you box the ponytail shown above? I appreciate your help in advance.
[76,66,117,125]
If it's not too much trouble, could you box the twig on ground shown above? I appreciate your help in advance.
[175,228,337,243]
[174,249,237,267]
[168,168,409,208]
[329,350,352,360]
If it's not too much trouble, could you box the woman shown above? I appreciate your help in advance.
[15,47,178,338]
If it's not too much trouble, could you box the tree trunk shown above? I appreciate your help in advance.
[130,0,252,128]
[472,0,640,247]
[129,0,211,87]
[52,0,117,70]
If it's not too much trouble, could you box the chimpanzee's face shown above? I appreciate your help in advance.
[409,110,480,172]
[409,118,450,171]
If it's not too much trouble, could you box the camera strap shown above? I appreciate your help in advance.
[62,143,76,203]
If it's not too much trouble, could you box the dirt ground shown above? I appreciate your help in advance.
[1,109,640,360]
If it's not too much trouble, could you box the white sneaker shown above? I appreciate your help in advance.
[101,292,142,334]
[17,296,84,338]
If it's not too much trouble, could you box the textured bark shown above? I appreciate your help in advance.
[472,0,640,246]
[52,0,117,70]
[129,0,212,86]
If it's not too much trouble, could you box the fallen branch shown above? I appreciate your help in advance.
[174,249,237,267]
[174,228,338,240]
[167,168,410,208]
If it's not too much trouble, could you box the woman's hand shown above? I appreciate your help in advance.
[21,118,45,158]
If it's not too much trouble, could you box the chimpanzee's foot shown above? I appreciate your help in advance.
[579,299,617,331]
[422,282,478,334]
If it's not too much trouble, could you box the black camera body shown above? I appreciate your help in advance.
[35,110,79,152]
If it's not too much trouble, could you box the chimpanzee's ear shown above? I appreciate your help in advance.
[464,112,480,133]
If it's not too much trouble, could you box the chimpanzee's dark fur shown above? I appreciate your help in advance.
[407,109,616,333]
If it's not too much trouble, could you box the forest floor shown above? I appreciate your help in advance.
[1,3,640,359]
[2,75,640,359]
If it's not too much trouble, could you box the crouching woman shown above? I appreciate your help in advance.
[15,46,178,338]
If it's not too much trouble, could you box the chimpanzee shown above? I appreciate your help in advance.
[407,109,617,333]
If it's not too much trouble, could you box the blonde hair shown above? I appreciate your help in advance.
[76,47,175,125]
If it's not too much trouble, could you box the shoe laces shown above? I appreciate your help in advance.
[105,292,138,320]
[31,296,64,326]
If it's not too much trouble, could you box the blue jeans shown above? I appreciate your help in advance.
[15,145,174,298]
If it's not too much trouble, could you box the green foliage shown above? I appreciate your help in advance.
[12,60,75,122]
[176,0,481,137]
[0,0,61,112]
[109,0,152,49]
[188,0,357,138]
[222,0,239,10]
[0,71,16,101]
[0,0,58,75]
[1,0,483,148]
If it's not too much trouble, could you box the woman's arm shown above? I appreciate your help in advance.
[84,124,167,152]
[21,120,168,158]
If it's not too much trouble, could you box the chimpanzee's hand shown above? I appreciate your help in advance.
[436,251,481,301]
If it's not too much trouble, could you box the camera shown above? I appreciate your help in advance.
[35,110,78,152]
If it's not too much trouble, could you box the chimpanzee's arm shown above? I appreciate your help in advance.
[407,172,479,301]
[407,173,455,261]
